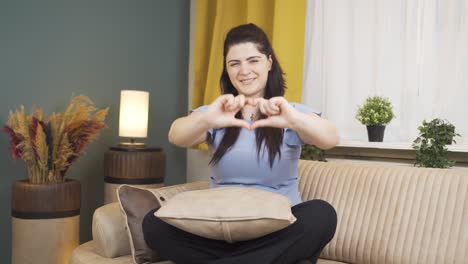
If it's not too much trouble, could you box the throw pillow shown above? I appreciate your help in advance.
[116,181,210,264]
[155,187,296,243]
[117,185,161,263]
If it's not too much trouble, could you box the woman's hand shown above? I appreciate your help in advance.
[205,94,251,130]
[248,96,339,149]
[249,97,300,130]
[168,94,251,147]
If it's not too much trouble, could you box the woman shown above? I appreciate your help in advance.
[143,23,339,264]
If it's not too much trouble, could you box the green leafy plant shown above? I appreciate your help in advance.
[301,144,327,162]
[412,118,460,168]
[356,96,395,126]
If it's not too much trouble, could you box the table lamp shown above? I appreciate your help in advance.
[118,90,149,147]
[103,90,166,204]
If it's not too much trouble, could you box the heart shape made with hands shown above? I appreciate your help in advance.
[220,96,295,131]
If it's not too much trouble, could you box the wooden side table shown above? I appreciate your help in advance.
[104,147,165,204]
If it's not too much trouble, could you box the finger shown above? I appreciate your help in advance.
[251,116,286,129]
[225,96,236,112]
[215,96,227,110]
[270,97,290,112]
[250,118,272,130]
[233,95,244,111]
[237,95,246,109]
[219,94,233,110]
[229,96,236,109]
[258,100,269,116]
[264,101,280,116]
[218,94,233,104]
[232,96,240,111]
[268,99,280,113]
[230,118,251,130]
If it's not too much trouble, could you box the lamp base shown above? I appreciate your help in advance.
[118,142,146,148]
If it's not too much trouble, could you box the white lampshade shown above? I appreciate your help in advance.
[119,90,149,138]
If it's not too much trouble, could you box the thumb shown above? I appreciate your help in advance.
[250,119,271,130]
[230,119,251,130]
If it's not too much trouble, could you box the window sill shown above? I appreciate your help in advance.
[327,140,468,165]
[336,140,468,153]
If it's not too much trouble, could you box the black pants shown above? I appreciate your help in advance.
[142,199,337,264]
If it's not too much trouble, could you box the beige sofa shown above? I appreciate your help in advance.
[70,160,468,264]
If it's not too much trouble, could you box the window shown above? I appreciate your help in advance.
[302,0,468,147]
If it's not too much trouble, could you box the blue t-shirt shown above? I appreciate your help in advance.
[193,103,321,206]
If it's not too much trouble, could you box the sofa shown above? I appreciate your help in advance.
[70,160,468,264]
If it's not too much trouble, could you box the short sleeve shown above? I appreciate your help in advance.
[284,103,322,146]
[190,105,215,144]
[191,105,210,113]
[290,102,322,117]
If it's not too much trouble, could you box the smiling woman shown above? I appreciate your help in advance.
[145,23,339,264]
[225,42,272,100]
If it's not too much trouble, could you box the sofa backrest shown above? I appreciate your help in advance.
[297,160,467,264]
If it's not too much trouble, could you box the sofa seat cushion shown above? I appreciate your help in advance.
[70,241,174,264]
[317,259,348,264]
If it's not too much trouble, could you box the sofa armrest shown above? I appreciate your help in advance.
[92,202,131,258]
[91,181,209,259]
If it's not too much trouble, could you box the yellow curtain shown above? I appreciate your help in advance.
[192,0,307,149]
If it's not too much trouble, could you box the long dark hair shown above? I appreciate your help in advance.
[209,23,286,168]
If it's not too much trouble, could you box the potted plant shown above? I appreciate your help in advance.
[412,118,460,168]
[4,95,108,264]
[356,96,395,142]
[301,144,327,162]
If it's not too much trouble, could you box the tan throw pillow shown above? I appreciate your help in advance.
[155,187,296,243]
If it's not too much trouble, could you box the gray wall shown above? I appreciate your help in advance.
[0,0,189,262]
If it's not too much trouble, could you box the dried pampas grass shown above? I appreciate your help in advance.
[4,95,108,184]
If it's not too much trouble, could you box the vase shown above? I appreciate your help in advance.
[11,179,80,264]
[366,125,386,142]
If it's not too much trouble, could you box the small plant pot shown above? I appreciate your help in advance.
[366,125,386,142]
[11,179,80,264]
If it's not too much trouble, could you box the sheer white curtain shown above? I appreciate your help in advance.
[303,0,468,145]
